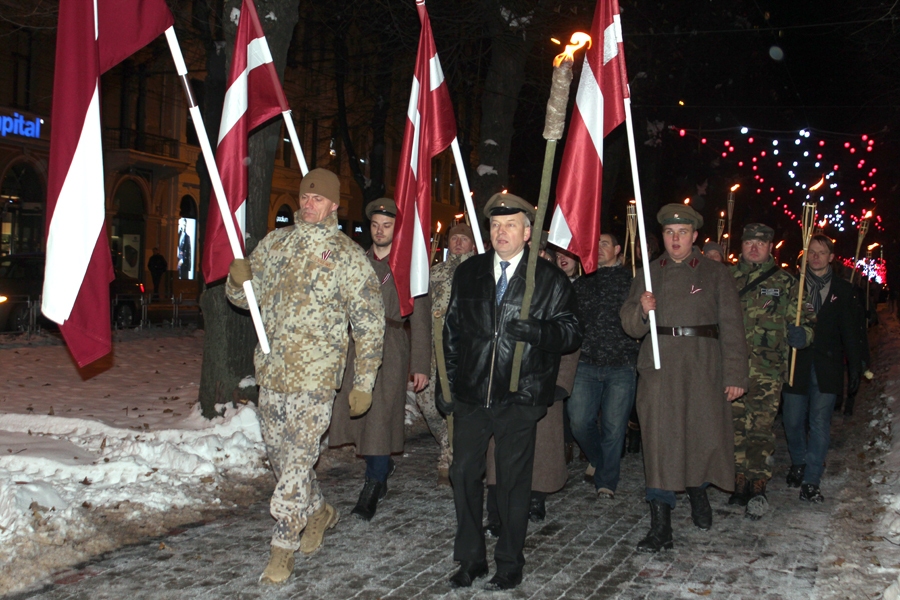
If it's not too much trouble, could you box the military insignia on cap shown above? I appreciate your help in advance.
[310,183,315,188]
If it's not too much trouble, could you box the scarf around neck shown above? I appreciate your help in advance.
[806,265,832,313]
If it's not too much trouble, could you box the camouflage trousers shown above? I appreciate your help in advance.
[258,387,335,551]
[732,376,782,480]
[415,370,452,470]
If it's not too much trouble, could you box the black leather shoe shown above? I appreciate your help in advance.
[484,520,501,538]
[786,464,805,488]
[799,483,824,503]
[448,561,489,588]
[351,478,386,521]
[484,570,523,591]
[686,487,712,530]
[636,500,673,553]
[528,494,546,523]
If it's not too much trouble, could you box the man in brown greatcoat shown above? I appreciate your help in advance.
[621,203,748,553]
[329,198,432,521]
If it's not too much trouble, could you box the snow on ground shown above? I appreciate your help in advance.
[0,329,268,594]
[874,312,900,598]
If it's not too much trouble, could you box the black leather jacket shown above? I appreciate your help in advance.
[438,249,581,410]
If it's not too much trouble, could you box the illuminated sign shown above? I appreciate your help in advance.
[275,215,290,224]
[0,113,42,139]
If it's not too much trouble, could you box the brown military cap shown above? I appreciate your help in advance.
[483,192,536,222]
[657,203,704,230]
[703,241,725,256]
[299,168,341,203]
[448,223,474,241]
[742,223,775,242]
[365,198,397,219]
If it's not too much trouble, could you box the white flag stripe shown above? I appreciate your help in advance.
[409,209,430,298]
[42,83,106,323]
[614,14,624,44]
[547,204,573,249]
[575,57,606,162]
[602,22,619,65]
[217,37,271,145]
[428,54,444,92]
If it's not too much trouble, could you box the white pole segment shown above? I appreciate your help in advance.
[282,111,309,176]
[164,26,270,354]
[450,137,485,253]
[623,97,660,369]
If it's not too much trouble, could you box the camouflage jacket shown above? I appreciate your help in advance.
[226,211,385,393]
[731,257,815,382]
[430,251,474,319]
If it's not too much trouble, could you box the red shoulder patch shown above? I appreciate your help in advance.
[659,259,668,267]
[689,258,700,268]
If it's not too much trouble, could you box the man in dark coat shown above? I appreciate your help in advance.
[439,192,581,591]
[621,204,748,553]
[782,235,863,503]
[147,248,167,299]
[329,198,431,522]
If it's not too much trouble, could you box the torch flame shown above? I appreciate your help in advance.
[809,176,825,192]
[553,32,591,68]
[868,242,880,250]
[730,184,741,192]
[865,210,873,218]
[436,221,442,233]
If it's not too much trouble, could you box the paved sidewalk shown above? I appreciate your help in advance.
[9,402,878,600]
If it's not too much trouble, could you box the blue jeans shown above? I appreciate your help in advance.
[567,363,636,492]
[782,364,837,486]
[646,482,708,509]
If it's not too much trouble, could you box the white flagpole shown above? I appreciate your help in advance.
[623,97,660,369]
[450,137,485,253]
[164,26,271,354]
[281,111,309,176]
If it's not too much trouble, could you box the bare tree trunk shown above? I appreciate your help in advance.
[198,0,299,418]
[472,4,532,219]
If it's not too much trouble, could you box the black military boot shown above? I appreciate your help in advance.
[351,477,387,521]
[786,464,805,488]
[636,500,673,553]
[625,420,642,454]
[686,487,712,530]
[528,492,547,523]
[728,472,751,506]
[745,479,768,520]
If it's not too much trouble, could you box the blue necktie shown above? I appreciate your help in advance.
[496,261,510,305]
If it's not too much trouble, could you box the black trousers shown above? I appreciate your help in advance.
[450,402,545,573]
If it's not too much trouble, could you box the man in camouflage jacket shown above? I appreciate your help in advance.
[416,222,476,485]
[731,223,814,520]
[227,169,385,584]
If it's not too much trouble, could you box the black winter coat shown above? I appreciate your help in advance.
[438,248,581,410]
[783,274,863,396]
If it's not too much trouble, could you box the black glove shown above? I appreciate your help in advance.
[506,318,542,346]
[551,385,568,406]
[847,368,861,396]
[435,386,454,415]
[786,324,807,348]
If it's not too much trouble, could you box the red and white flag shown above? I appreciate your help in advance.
[42,0,173,367]
[548,0,629,273]
[202,0,290,283]
[389,0,457,316]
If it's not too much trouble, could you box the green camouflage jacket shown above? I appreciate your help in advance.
[430,250,474,319]
[226,211,385,393]
[732,256,815,382]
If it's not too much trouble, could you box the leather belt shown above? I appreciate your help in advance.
[385,317,405,329]
[655,325,719,339]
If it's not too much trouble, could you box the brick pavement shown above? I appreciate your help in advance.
[11,406,867,600]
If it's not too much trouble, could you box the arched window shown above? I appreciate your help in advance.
[0,162,44,255]
[275,204,294,228]
[111,179,146,277]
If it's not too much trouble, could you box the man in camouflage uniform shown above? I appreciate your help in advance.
[416,222,476,486]
[731,223,814,520]
[227,168,385,585]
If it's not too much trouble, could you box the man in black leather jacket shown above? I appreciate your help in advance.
[438,192,581,591]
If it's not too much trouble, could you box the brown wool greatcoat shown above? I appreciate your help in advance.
[330,251,432,456]
[486,349,580,493]
[620,248,749,492]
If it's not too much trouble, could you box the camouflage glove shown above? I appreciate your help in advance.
[229,258,252,285]
[506,318,542,346]
[348,389,373,417]
[786,324,807,348]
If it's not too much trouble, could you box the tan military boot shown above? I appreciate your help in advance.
[299,503,339,555]
[259,546,294,585]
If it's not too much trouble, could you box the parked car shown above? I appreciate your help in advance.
[0,254,145,332]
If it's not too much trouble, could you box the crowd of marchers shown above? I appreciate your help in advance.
[225,167,870,591]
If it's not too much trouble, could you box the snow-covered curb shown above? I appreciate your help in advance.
[0,402,266,545]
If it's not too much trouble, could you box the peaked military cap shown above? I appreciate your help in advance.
[742,223,775,242]
[657,203,703,229]
[365,198,397,219]
[483,192,536,222]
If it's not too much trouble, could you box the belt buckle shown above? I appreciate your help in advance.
[673,326,682,336]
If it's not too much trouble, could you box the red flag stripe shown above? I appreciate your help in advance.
[548,0,628,274]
